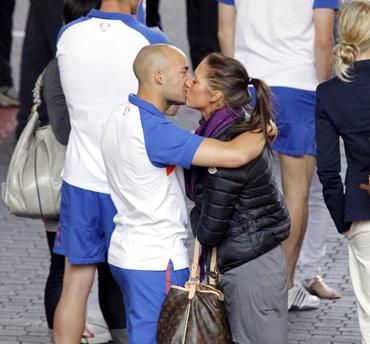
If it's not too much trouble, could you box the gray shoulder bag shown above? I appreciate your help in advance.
[1,72,66,219]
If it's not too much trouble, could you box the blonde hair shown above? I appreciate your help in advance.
[333,0,370,81]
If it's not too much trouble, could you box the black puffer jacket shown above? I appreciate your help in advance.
[190,124,290,274]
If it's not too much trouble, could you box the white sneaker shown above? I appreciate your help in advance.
[288,280,320,311]
[80,322,112,344]
[0,86,20,107]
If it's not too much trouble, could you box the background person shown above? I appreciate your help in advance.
[316,1,370,341]
[53,0,163,342]
[218,0,339,310]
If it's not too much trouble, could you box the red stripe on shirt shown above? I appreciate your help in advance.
[166,262,171,293]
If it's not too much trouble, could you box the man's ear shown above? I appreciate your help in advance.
[154,70,164,85]
[209,90,223,103]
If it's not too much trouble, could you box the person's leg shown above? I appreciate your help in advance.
[220,246,288,344]
[110,262,188,344]
[97,191,126,341]
[300,171,340,299]
[97,262,127,343]
[186,0,220,70]
[146,0,161,28]
[0,0,15,88]
[53,182,108,343]
[186,0,202,69]
[44,228,65,330]
[280,154,316,288]
[348,221,370,344]
[199,0,220,59]
[54,261,96,344]
[0,0,19,107]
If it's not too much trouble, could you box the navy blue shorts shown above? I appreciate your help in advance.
[270,87,316,157]
[110,261,189,344]
[54,181,117,265]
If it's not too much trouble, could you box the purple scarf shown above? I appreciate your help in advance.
[185,107,240,201]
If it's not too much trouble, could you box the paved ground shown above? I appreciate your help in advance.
[0,1,363,343]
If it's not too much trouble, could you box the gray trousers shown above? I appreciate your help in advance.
[220,245,288,344]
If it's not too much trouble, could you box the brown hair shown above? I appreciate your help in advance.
[333,0,370,81]
[204,53,273,143]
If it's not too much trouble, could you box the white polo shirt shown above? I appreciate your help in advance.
[101,95,204,271]
[219,0,339,90]
[57,9,169,193]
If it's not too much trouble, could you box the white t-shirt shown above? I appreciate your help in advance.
[57,9,169,193]
[219,0,339,90]
[101,94,203,271]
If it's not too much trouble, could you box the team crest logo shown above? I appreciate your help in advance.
[100,22,110,32]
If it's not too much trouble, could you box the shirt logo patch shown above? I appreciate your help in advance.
[166,165,175,176]
[122,105,131,116]
[100,22,110,32]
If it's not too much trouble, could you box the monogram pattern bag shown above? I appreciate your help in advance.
[157,239,232,344]
[1,72,66,219]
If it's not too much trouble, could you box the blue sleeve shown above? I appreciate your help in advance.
[126,20,171,44]
[217,0,235,4]
[313,0,339,9]
[142,117,204,169]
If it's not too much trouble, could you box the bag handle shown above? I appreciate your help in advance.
[188,239,218,299]
[209,247,218,287]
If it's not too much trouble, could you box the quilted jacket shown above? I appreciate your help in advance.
[190,123,290,273]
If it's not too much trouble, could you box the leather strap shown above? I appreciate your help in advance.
[188,239,219,298]
[188,239,201,300]
[209,248,218,286]
[190,239,201,281]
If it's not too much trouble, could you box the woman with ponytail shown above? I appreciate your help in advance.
[315,1,370,342]
[185,53,290,344]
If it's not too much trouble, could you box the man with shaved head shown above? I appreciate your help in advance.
[52,1,170,343]
[101,44,270,343]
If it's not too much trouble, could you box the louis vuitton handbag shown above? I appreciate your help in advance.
[157,239,232,344]
[1,72,65,219]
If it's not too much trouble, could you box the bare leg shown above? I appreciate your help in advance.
[279,154,316,288]
[53,259,96,344]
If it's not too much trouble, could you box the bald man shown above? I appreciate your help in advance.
[101,44,269,344]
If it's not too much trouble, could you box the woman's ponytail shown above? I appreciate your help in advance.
[333,43,358,81]
[334,1,370,82]
[244,77,273,143]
